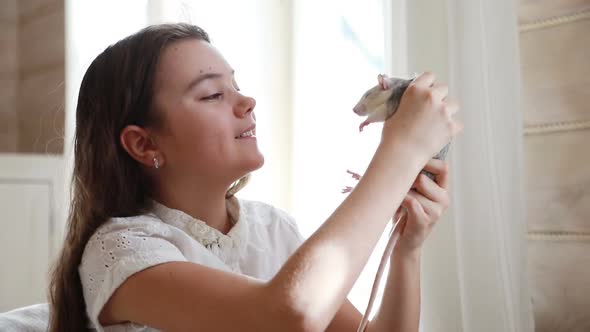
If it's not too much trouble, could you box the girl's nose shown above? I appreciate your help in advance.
[235,94,256,117]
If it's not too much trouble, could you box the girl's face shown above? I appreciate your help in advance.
[152,39,263,186]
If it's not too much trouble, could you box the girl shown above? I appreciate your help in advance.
[48,23,462,332]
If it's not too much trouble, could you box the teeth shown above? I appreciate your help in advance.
[238,130,255,138]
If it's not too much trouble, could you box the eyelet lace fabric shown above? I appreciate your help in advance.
[78,197,303,332]
[150,197,247,272]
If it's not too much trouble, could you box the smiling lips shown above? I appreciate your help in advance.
[236,125,256,139]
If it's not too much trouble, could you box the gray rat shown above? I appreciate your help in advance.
[352,73,450,180]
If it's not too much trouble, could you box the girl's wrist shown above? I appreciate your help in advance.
[392,243,422,262]
[375,139,428,175]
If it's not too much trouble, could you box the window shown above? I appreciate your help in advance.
[291,0,391,313]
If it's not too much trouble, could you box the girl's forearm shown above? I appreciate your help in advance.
[268,141,426,331]
[369,248,422,332]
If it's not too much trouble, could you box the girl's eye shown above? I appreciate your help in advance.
[202,93,223,100]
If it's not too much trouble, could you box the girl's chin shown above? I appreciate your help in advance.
[244,154,265,172]
[234,154,265,178]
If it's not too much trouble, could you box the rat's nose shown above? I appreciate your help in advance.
[353,104,366,115]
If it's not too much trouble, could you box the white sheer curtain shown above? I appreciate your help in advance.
[399,0,535,331]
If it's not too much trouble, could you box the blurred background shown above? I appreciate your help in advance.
[0,0,588,331]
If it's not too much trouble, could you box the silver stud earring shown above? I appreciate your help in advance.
[153,157,160,169]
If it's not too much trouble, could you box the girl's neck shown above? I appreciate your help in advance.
[154,181,234,234]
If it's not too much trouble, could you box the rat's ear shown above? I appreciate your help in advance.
[378,74,390,90]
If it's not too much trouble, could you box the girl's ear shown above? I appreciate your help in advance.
[120,125,162,168]
[378,74,390,90]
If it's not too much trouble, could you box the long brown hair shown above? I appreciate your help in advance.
[48,23,249,331]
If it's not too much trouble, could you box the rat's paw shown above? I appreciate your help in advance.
[341,186,354,194]
[359,121,370,132]
[346,169,362,180]
[343,170,363,193]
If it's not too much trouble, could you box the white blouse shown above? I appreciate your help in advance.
[79,198,304,332]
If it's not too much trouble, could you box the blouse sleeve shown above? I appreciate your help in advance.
[79,215,187,331]
[271,205,307,259]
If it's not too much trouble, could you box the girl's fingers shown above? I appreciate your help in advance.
[412,174,449,208]
[421,159,450,190]
[407,190,442,221]
[431,83,449,101]
[443,98,460,116]
[413,71,436,88]
[403,191,428,219]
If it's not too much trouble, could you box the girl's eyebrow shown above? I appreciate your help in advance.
[185,69,235,92]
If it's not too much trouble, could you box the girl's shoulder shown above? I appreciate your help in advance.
[79,212,188,280]
[79,213,188,330]
[92,212,174,238]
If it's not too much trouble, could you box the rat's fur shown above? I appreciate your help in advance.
[353,74,450,179]
[353,74,413,121]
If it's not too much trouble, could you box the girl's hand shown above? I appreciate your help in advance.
[393,158,451,255]
[380,72,462,165]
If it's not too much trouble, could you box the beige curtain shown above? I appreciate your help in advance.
[518,1,590,331]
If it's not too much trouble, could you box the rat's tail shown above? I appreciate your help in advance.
[357,208,406,332]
